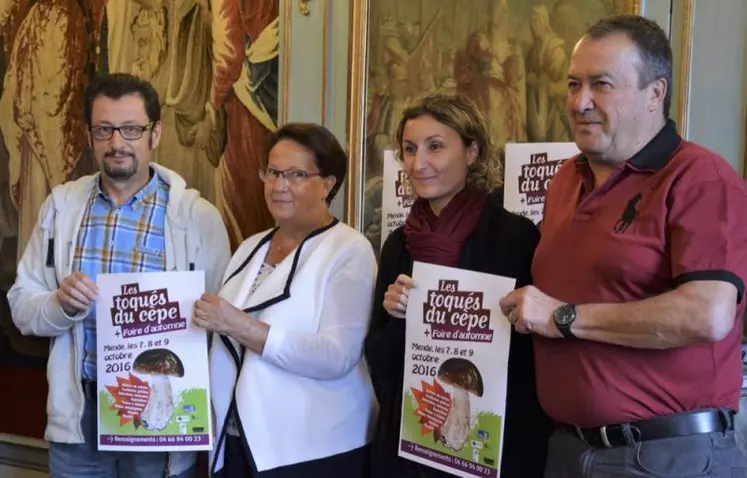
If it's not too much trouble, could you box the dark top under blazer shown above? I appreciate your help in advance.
[364,189,553,478]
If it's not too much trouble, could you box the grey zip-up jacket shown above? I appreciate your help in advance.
[7,163,231,476]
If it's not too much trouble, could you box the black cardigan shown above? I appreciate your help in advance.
[364,190,552,478]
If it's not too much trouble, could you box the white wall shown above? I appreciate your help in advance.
[280,0,350,219]
[685,0,747,174]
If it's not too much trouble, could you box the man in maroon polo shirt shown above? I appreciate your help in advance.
[500,14,747,477]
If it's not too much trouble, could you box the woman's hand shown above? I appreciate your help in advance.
[192,293,243,336]
[193,293,270,354]
[383,274,416,319]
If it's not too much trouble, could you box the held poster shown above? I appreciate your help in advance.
[96,271,211,452]
[504,142,579,224]
[399,262,516,478]
[380,149,413,249]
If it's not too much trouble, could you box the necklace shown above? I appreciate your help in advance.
[273,241,296,253]
[272,215,334,253]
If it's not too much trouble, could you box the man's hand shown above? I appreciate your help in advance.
[58,272,98,316]
[499,286,564,338]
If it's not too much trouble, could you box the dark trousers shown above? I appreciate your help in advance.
[215,435,369,478]
[544,427,746,477]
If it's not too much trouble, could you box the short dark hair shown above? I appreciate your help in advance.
[84,73,161,125]
[586,14,673,117]
[265,123,347,204]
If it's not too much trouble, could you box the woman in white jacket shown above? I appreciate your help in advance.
[192,123,378,477]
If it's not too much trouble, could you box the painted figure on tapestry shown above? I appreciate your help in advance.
[456,0,528,148]
[105,0,226,205]
[525,4,570,142]
[211,0,279,249]
[0,0,105,359]
[0,0,18,267]
[0,0,94,260]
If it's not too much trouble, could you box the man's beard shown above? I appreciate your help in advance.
[102,153,139,181]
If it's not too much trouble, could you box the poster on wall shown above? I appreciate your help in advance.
[399,261,515,478]
[96,271,211,452]
[503,142,580,224]
[380,149,413,249]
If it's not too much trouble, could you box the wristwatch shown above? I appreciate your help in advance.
[553,304,577,339]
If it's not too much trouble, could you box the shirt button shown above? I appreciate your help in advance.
[109,240,115,246]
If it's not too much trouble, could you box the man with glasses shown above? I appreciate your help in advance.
[8,73,231,477]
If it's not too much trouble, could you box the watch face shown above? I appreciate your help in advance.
[555,306,575,325]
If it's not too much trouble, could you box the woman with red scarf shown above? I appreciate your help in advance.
[365,93,552,477]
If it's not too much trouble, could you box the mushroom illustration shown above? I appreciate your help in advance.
[132,348,184,431]
[434,358,484,451]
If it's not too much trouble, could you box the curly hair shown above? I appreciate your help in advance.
[394,93,503,191]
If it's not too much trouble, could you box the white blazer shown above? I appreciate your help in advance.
[209,220,379,473]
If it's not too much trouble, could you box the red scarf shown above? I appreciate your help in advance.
[404,188,488,267]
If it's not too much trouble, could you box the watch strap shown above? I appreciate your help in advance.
[554,303,577,339]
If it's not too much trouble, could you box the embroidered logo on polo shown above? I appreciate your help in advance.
[614,192,642,233]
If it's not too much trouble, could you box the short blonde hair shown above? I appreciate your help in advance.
[394,93,503,191]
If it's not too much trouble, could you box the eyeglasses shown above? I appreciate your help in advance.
[259,167,322,184]
[90,123,155,141]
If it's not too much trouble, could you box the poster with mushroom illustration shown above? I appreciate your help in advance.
[399,261,515,477]
[503,142,579,225]
[95,271,211,451]
[380,149,413,250]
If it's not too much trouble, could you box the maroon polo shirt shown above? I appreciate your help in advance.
[532,120,747,427]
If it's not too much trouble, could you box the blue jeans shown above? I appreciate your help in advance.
[49,397,195,478]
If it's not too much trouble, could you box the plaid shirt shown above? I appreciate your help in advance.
[74,171,169,380]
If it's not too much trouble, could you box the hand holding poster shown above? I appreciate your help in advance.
[504,142,580,224]
[380,149,413,249]
[96,271,211,452]
[399,262,516,478]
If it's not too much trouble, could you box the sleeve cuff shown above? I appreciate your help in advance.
[44,293,89,330]
[673,270,745,303]
[261,325,285,365]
